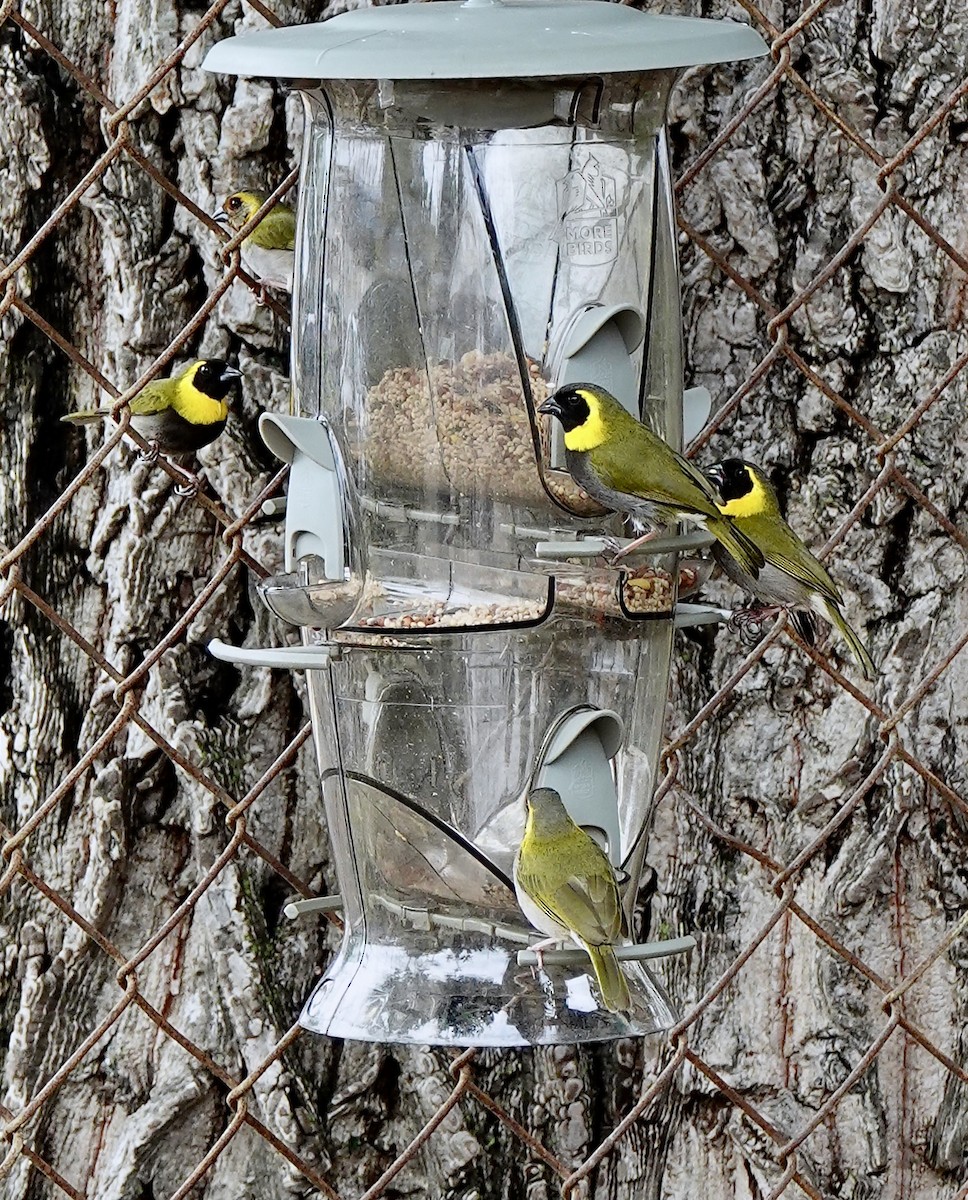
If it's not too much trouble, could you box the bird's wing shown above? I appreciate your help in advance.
[747,512,843,604]
[128,381,174,416]
[594,429,718,517]
[550,869,623,946]
[250,208,297,250]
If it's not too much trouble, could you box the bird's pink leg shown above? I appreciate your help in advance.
[529,936,560,972]
[607,529,659,564]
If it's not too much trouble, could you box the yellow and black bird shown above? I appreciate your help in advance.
[514,787,632,1014]
[705,458,876,679]
[538,383,764,578]
[62,359,242,457]
[214,189,296,294]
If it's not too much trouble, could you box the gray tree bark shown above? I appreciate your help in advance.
[1,0,966,1198]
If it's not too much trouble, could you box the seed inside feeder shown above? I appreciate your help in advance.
[357,351,604,515]
[345,568,675,631]
[336,350,682,630]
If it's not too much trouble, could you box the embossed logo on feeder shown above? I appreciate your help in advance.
[556,154,621,266]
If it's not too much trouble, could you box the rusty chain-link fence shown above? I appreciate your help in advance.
[1,0,966,1195]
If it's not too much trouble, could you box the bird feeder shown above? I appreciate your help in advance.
[205,1,766,1046]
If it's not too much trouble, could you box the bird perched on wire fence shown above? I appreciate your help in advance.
[513,786,632,1014]
[62,358,242,491]
[214,189,296,297]
[705,457,876,679]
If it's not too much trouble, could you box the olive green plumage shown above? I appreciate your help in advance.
[215,189,295,292]
[539,384,764,579]
[513,787,631,1014]
[706,458,876,679]
[62,359,242,455]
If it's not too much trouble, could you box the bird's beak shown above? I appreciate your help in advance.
[219,365,243,384]
[212,208,229,224]
[705,463,724,490]
[538,398,562,419]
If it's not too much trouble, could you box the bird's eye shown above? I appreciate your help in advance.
[227,197,241,211]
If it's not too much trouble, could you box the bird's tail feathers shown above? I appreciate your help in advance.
[706,515,765,580]
[818,597,876,680]
[61,409,107,425]
[584,942,632,1014]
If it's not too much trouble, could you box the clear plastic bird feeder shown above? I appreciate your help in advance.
[205,1,765,1046]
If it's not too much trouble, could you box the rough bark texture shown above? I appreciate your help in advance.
[1,0,966,1198]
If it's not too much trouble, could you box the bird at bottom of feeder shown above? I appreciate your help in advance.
[538,383,764,581]
[62,358,242,493]
[513,786,632,1014]
[704,457,876,680]
[214,189,296,299]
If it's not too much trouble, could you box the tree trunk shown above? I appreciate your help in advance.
[1,0,966,1198]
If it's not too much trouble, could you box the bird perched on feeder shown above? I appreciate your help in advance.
[62,358,242,488]
[704,458,876,679]
[214,189,296,296]
[513,786,632,1014]
[538,383,764,579]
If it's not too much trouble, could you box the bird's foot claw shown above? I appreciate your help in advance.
[138,441,161,465]
[604,530,659,567]
[729,605,779,646]
[165,460,202,498]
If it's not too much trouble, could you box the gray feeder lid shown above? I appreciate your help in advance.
[203,0,768,82]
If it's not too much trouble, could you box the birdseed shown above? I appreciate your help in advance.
[357,350,603,515]
[557,568,675,618]
[344,567,674,631]
[340,350,677,629]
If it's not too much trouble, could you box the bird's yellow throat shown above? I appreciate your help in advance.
[717,469,770,519]
[234,191,263,219]
[175,362,229,425]
[562,389,608,452]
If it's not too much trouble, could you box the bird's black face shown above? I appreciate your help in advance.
[194,359,243,401]
[538,386,591,432]
[706,458,755,502]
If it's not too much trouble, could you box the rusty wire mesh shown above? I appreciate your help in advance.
[0,0,966,1195]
